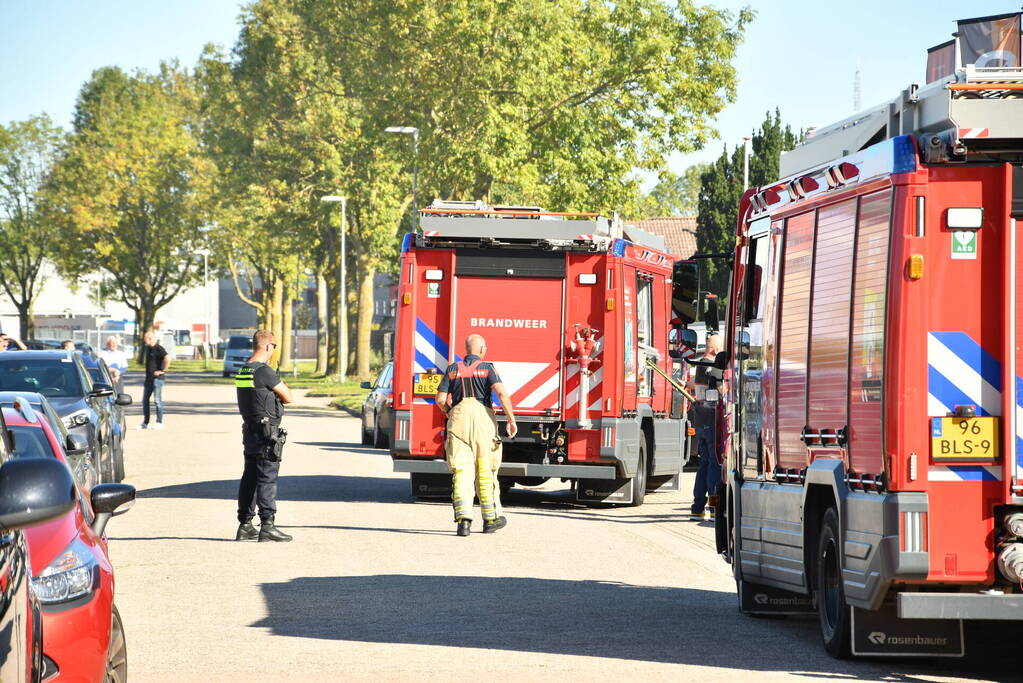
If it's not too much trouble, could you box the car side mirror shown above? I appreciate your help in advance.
[0,457,76,531]
[115,394,132,406]
[65,433,89,455]
[90,483,136,537]
[89,383,114,397]
[360,381,372,389]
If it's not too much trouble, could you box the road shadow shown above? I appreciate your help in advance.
[138,474,409,504]
[122,400,337,420]
[250,574,1011,678]
[295,440,382,452]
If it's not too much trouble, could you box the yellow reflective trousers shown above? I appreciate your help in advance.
[445,397,503,523]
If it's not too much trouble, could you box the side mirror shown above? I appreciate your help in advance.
[704,295,720,333]
[65,433,89,455]
[360,381,372,390]
[0,457,76,531]
[672,261,700,324]
[714,351,730,370]
[678,328,698,350]
[89,383,114,397]
[115,394,132,406]
[90,483,136,537]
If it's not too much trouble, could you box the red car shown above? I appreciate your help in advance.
[4,398,135,682]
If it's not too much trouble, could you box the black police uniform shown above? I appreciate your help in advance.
[236,361,284,524]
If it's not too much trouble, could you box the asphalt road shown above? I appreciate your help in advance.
[108,373,1019,682]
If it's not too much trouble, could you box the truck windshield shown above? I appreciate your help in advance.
[0,359,85,398]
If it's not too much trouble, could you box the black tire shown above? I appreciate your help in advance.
[99,444,114,484]
[816,507,851,658]
[106,604,127,683]
[373,415,389,449]
[114,445,125,483]
[628,434,648,506]
[360,412,373,446]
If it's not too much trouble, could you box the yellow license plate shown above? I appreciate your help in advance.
[930,417,999,462]
[413,372,443,396]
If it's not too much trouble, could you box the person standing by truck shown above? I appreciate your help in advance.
[435,334,518,537]
[689,333,723,520]
[235,329,293,543]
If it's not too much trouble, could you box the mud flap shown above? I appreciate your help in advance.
[410,472,452,499]
[576,478,633,504]
[647,473,681,492]
[738,580,815,615]
[851,603,964,657]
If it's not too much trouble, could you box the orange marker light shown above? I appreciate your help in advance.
[606,298,615,311]
[908,254,924,280]
[403,292,412,304]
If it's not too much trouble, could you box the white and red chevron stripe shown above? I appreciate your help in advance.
[958,128,990,139]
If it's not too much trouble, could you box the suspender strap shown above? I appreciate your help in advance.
[456,360,485,400]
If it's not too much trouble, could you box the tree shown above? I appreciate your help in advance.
[696,110,798,299]
[48,65,212,359]
[633,163,709,218]
[0,115,64,339]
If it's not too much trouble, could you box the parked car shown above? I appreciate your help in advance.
[0,403,78,683]
[4,399,135,682]
[25,338,62,350]
[360,362,393,448]
[0,350,123,483]
[0,391,98,491]
[222,335,253,377]
[80,355,131,482]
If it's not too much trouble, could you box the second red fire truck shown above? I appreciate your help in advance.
[390,202,693,505]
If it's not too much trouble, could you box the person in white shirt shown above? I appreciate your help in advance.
[99,336,129,391]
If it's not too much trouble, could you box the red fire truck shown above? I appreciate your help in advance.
[715,13,1023,658]
[390,201,692,505]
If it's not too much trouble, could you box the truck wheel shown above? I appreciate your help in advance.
[816,507,851,658]
[627,436,648,507]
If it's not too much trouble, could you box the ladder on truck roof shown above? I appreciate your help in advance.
[781,66,1023,178]
[416,200,667,252]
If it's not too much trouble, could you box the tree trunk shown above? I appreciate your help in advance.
[315,272,329,375]
[279,281,294,373]
[16,302,30,341]
[355,257,375,381]
[325,275,340,377]
[136,300,156,363]
[269,277,284,368]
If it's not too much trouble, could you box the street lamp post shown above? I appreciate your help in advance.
[384,126,419,232]
[320,195,347,380]
[194,248,211,370]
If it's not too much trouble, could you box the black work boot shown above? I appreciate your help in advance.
[258,519,293,543]
[483,516,507,534]
[456,519,471,537]
[235,522,259,541]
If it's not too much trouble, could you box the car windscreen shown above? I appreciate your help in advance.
[0,359,85,398]
[228,337,253,350]
[8,425,55,459]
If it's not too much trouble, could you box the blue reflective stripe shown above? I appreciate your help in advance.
[930,331,1002,391]
[928,365,992,416]
[947,466,999,482]
[415,318,449,361]
[415,350,439,373]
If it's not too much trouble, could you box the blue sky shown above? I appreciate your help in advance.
[1,1,1018,179]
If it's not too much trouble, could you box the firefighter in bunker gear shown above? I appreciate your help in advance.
[436,334,518,537]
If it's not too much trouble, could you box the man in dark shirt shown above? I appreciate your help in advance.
[235,329,293,542]
[435,334,517,537]
[139,331,169,429]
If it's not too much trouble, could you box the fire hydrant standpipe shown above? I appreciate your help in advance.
[567,325,601,429]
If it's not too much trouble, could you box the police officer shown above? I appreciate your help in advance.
[235,329,294,542]
[435,334,517,537]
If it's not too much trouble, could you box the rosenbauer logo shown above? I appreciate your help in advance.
[753,593,812,607]
[867,631,949,647]
[470,317,549,329]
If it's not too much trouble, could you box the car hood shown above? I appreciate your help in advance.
[24,506,82,576]
[47,396,88,416]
